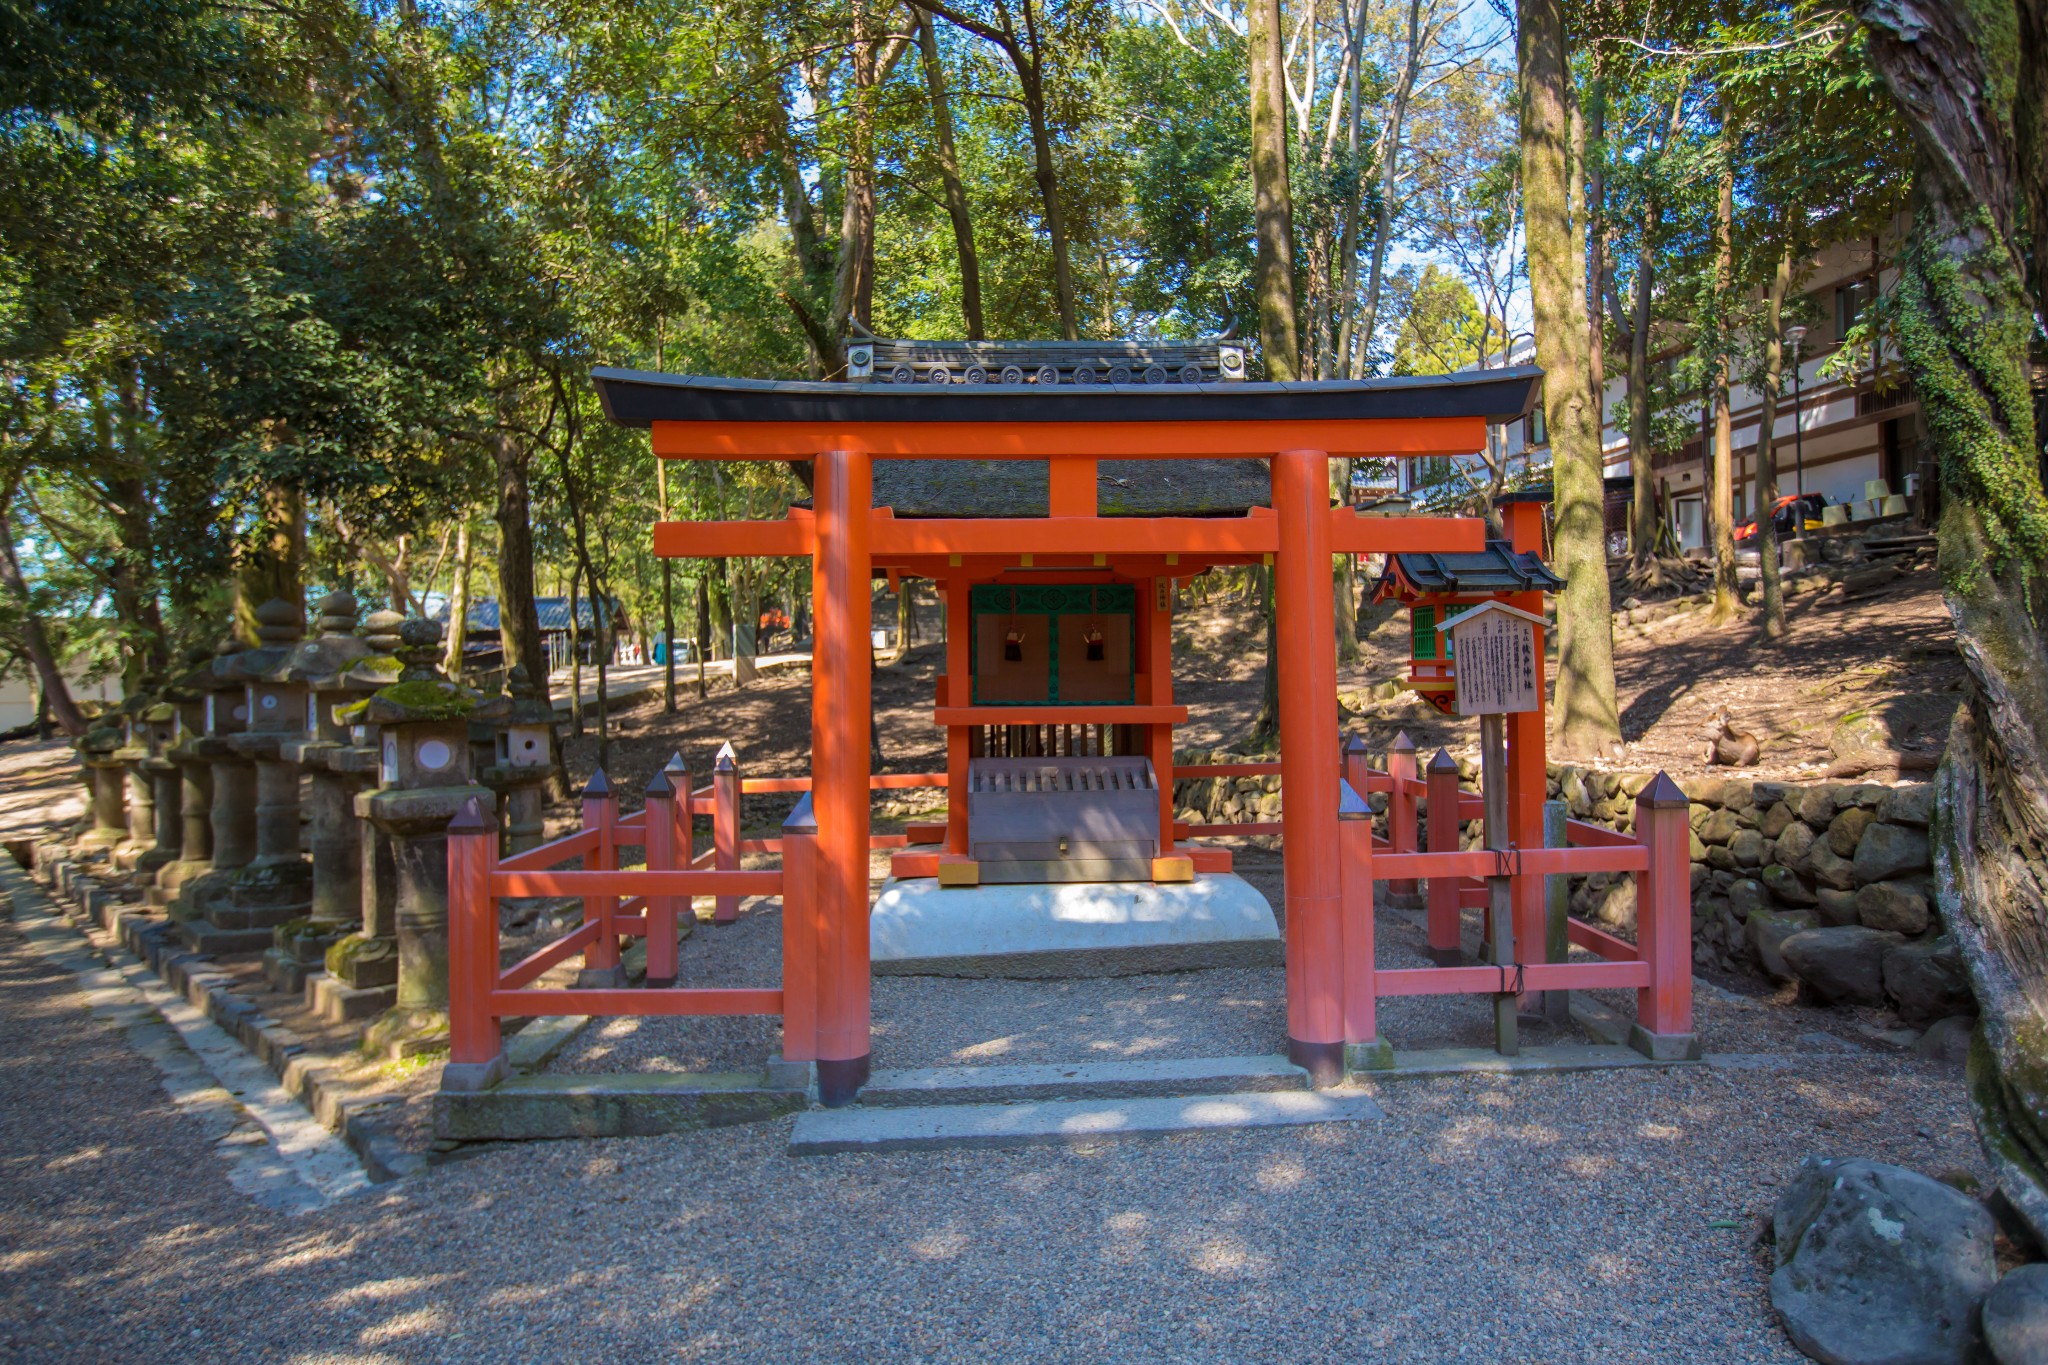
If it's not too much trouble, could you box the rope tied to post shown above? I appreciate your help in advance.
[1496,962,1525,996]
[1491,846,1521,879]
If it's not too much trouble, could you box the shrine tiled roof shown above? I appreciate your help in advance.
[590,365,1543,427]
[1375,541,1566,597]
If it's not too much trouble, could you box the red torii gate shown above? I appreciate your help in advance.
[430,368,1693,1107]
[598,366,1584,1097]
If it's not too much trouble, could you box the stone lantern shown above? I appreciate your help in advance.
[264,591,380,992]
[312,608,405,1022]
[350,617,505,1057]
[74,717,128,854]
[110,692,158,871]
[151,649,216,908]
[171,636,261,936]
[224,598,314,927]
[136,691,185,881]
[478,665,558,857]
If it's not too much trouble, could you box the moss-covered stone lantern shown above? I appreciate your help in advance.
[136,690,185,881]
[170,635,260,929]
[313,608,405,1023]
[151,648,217,908]
[350,616,507,1057]
[74,717,128,853]
[109,691,158,870]
[223,599,316,934]
[264,591,380,993]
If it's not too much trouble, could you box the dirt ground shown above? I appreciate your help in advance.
[558,566,1962,807]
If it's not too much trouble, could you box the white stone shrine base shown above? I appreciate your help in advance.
[869,872,1282,979]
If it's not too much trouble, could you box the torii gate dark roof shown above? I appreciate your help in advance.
[591,366,1543,428]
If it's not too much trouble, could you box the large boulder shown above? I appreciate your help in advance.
[1816,887,1863,927]
[1983,1263,2048,1365]
[1782,926,1907,1007]
[1729,878,1770,919]
[1879,784,1934,829]
[1771,1156,1996,1365]
[1829,807,1876,858]
[1730,828,1771,868]
[1799,784,1842,828]
[1764,863,1820,907]
[1776,819,1819,868]
[1858,881,1932,936]
[1806,836,1861,892]
[1753,908,1822,980]
[1698,807,1743,846]
[1884,937,1976,1028]
[1856,823,1933,884]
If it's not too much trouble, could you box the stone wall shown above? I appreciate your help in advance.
[1551,766,1964,1024]
[1169,750,1971,1024]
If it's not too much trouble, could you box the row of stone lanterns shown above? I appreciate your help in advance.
[62,591,558,1060]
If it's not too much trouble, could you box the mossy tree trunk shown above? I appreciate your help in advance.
[1520,0,1622,756]
[1857,0,2048,1240]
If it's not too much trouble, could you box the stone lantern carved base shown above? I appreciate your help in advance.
[307,933,400,1023]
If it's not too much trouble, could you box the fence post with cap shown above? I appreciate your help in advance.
[1630,772,1700,1060]
[713,743,742,924]
[1387,731,1420,897]
[663,752,694,926]
[576,769,625,987]
[444,796,505,1091]
[644,770,678,987]
[1425,748,1463,965]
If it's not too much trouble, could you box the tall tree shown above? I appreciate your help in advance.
[1522,0,1622,755]
[915,6,985,339]
[1853,0,2048,1240]
[1248,0,1300,381]
[1707,119,1741,622]
[918,0,1090,339]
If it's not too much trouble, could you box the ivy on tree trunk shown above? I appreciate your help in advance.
[1857,0,2048,1240]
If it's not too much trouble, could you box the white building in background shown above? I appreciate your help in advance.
[1400,227,1926,555]
[0,666,119,733]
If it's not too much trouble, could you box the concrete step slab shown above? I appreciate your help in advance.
[789,1089,1384,1155]
[860,1054,1308,1107]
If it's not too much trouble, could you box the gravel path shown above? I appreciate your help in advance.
[3,871,1986,1362]
[4,863,1982,1358]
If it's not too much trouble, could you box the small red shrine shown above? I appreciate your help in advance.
[434,342,1700,1111]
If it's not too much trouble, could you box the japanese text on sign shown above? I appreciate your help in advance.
[1449,609,1540,715]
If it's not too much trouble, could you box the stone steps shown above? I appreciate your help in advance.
[858,1054,1309,1107]
[789,1089,1384,1156]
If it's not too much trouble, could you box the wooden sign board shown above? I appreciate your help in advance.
[1437,601,1545,716]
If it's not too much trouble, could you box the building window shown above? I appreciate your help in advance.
[1835,278,1875,338]
[1524,396,1547,448]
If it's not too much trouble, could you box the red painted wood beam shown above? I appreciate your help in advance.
[488,988,784,1017]
[1325,509,1487,555]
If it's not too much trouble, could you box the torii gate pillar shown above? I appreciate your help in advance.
[1273,447,1345,1084]
[812,448,873,1104]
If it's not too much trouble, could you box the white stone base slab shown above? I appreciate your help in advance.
[790,1090,1383,1155]
[869,872,1281,978]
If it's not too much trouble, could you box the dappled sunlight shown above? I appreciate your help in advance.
[1252,1154,1309,1190]
[952,1035,1018,1060]
[1183,1230,1273,1279]
[908,1225,972,1260]
[44,1144,108,1170]
[1563,1153,1616,1178]
[357,1305,452,1347]
[323,1275,456,1310]
[1638,1122,1685,1140]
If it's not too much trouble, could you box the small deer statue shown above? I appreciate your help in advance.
[1701,709,1762,767]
